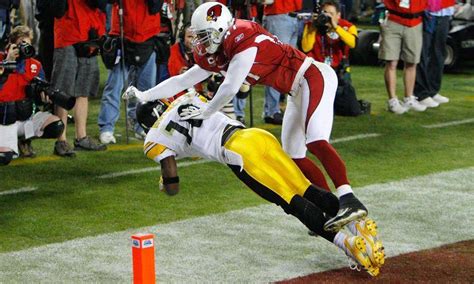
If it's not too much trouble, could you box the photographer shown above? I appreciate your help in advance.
[302,0,369,116]
[0,25,64,165]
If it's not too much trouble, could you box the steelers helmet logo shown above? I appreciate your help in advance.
[206,4,222,22]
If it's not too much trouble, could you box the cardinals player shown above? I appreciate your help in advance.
[124,2,366,232]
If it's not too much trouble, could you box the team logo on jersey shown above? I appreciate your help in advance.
[235,33,244,43]
[206,4,222,22]
[30,64,38,74]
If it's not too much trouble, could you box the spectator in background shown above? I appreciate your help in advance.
[0,25,64,164]
[302,0,369,116]
[97,0,162,145]
[379,0,428,114]
[167,22,204,98]
[414,0,455,108]
[51,0,107,157]
[0,0,19,49]
[262,0,302,125]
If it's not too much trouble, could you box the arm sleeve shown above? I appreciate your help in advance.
[137,65,212,101]
[301,24,317,53]
[202,47,257,116]
[335,25,358,49]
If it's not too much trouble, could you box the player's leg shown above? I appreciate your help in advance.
[302,62,367,232]
[282,92,330,191]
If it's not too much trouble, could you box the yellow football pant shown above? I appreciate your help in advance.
[224,128,312,205]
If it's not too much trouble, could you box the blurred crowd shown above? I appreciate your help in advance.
[0,0,466,165]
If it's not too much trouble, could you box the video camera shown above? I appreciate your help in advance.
[26,77,76,110]
[18,41,36,60]
[289,3,331,35]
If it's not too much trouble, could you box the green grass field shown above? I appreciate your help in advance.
[0,63,473,256]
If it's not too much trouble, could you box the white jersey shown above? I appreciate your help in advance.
[145,94,244,166]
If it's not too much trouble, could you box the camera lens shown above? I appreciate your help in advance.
[19,42,36,59]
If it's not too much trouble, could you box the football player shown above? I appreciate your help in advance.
[142,92,384,276]
[124,2,366,232]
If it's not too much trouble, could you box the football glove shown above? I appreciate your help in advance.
[122,86,141,100]
[178,104,210,120]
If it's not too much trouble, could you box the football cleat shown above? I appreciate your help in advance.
[343,236,379,277]
[354,218,385,267]
[324,194,368,232]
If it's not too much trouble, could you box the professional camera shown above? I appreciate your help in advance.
[0,60,17,72]
[313,4,330,35]
[18,41,36,59]
[26,77,76,110]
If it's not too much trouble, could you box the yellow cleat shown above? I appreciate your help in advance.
[355,218,385,268]
[343,236,379,277]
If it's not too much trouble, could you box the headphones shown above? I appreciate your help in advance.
[178,22,192,43]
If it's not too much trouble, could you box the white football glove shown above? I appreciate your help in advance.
[122,86,141,100]
[178,104,210,120]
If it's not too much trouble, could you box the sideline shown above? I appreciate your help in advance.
[422,118,474,129]
[0,187,37,196]
[1,167,472,282]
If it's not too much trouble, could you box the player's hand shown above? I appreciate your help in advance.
[178,104,210,120]
[122,86,141,100]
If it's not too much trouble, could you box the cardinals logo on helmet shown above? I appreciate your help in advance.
[206,4,222,22]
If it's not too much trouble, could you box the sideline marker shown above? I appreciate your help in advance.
[131,233,155,284]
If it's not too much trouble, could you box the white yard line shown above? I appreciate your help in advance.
[1,167,473,282]
[98,133,381,179]
[331,133,381,144]
[0,187,37,196]
[422,118,474,129]
[97,159,210,179]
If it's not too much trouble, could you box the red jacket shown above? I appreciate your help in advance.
[54,0,106,49]
[109,0,161,43]
[306,19,354,69]
[0,54,44,103]
[384,0,427,27]
[264,0,302,15]
[427,0,456,12]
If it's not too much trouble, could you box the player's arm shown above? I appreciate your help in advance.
[201,47,257,117]
[126,65,212,102]
[160,155,180,196]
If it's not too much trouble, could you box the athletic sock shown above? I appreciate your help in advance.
[293,157,330,191]
[303,185,339,217]
[336,184,353,198]
[307,140,350,188]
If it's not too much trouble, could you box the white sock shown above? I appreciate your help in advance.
[336,184,353,198]
[347,221,358,236]
[333,231,347,251]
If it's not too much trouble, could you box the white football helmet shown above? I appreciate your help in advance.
[190,2,233,55]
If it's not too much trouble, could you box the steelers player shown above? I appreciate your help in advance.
[141,92,384,276]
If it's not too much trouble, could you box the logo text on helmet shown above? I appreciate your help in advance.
[206,4,222,22]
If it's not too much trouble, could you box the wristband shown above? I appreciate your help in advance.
[162,176,179,185]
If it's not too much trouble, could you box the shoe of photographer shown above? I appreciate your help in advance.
[99,131,116,144]
[18,139,36,158]
[54,141,76,157]
[74,136,107,151]
[264,112,283,125]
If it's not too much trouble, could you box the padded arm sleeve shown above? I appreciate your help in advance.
[202,47,257,116]
[137,65,212,101]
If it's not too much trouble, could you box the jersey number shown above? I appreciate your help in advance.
[165,119,202,145]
